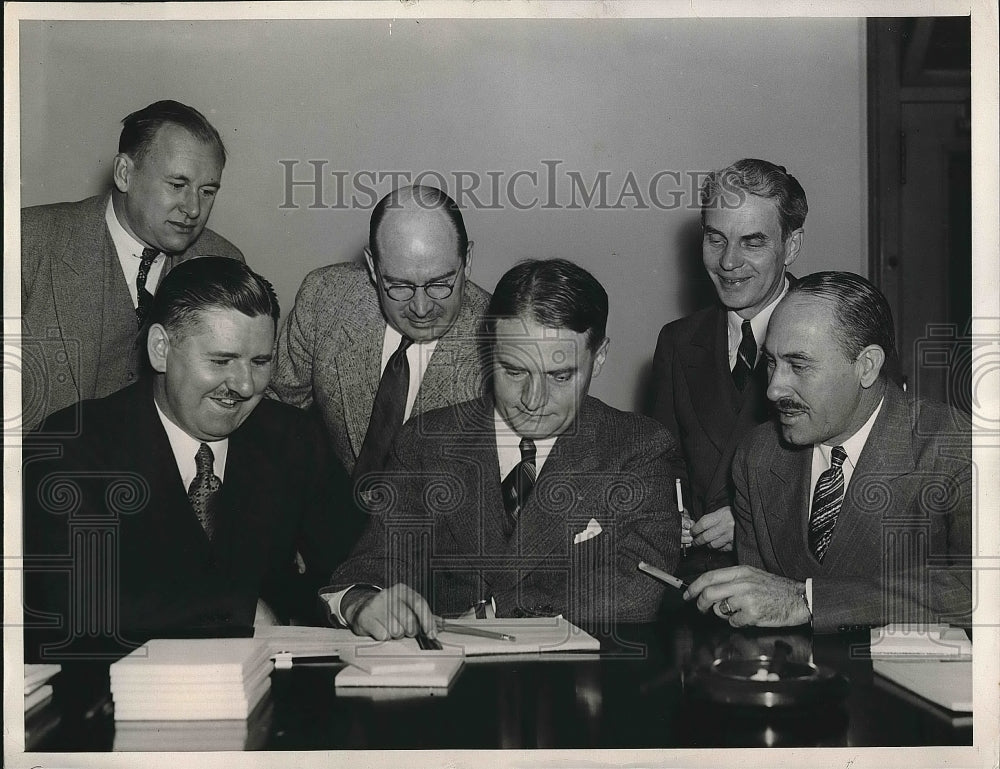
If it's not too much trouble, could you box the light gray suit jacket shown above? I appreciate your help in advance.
[733,382,972,633]
[21,193,244,429]
[267,261,491,475]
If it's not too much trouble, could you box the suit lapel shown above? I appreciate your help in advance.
[684,308,741,455]
[763,439,816,575]
[337,284,384,458]
[50,195,114,398]
[820,385,914,571]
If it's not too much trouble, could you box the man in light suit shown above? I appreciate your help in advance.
[23,258,352,661]
[269,185,491,482]
[21,100,244,431]
[685,272,972,633]
[651,159,806,575]
[325,259,684,639]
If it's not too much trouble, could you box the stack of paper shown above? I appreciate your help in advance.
[114,698,274,751]
[336,643,464,689]
[871,624,973,713]
[109,639,272,721]
[24,664,61,714]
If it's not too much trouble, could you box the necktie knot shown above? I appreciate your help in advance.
[829,445,847,469]
[195,442,215,473]
[519,437,536,463]
[140,246,160,264]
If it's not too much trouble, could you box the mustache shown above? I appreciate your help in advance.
[773,397,808,412]
[211,389,250,401]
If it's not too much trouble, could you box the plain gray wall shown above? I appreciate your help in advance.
[19,18,867,412]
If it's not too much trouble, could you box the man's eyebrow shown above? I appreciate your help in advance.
[381,269,458,285]
[164,173,220,188]
[740,231,770,241]
[762,346,816,363]
[546,366,578,376]
[203,350,239,358]
[703,225,726,237]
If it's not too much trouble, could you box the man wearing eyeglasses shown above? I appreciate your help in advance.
[269,185,491,489]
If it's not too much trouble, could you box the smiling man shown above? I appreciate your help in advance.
[268,185,491,485]
[684,272,972,633]
[651,159,807,576]
[324,259,684,640]
[21,100,245,430]
[23,258,352,660]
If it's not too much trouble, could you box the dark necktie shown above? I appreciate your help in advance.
[135,247,160,325]
[731,319,756,391]
[501,438,537,536]
[809,446,847,562]
[188,442,221,540]
[353,335,413,481]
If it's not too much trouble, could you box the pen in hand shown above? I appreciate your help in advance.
[677,479,691,556]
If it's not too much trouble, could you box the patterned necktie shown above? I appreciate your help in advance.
[731,319,757,391]
[135,247,160,325]
[501,438,537,536]
[353,335,413,481]
[809,446,847,562]
[188,443,221,540]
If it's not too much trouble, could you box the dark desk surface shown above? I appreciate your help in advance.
[28,607,972,751]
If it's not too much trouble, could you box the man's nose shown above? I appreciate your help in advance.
[520,376,545,411]
[719,241,743,271]
[409,289,434,318]
[765,365,789,403]
[226,362,254,398]
[179,188,200,220]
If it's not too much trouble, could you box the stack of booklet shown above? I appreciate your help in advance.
[24,663,61,714]
[109,638,272,721]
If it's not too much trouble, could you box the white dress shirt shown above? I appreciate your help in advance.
[105,198,166,308]
[153,398,229,489]
[803,396,884,609]
[726,276,791,370]
[494,410,557,479]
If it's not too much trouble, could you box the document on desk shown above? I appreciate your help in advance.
[873,659,972,712]
[256,617,600,661]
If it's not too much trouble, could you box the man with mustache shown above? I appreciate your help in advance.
[324,259,683,639]
[269,185,491,491]
[21,100,245,431]
[23,258,352,660]
[684,272,972,632]
[651,159,806,576]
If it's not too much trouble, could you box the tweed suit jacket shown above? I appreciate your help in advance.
[328,395,685,625]
[732,382,972,633]
[651,280,797,522]
[267,261,491,475]
[21,193,245,429]
[23,379,353,661]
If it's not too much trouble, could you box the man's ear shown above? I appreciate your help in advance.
[591,337,611,377]
[463,240,474,277]
[783,228,804,268]
[147,323,171,374]
[364,246,377,286]
[112,153,133,194]
[856,344,886,388]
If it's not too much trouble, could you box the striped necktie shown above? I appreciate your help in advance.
[809,446,847,562]
[501,438,537,536]
[135,247,160,325]
[732,319,756,391]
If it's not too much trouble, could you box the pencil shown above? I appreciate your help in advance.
[436,619,516,642]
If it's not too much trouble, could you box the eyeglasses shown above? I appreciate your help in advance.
[379,273,460,302]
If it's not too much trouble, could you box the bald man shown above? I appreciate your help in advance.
[268,185,491,482]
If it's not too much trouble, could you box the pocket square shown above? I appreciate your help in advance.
[573,518,603,545]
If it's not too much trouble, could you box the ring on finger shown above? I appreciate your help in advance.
[718,598,735,616]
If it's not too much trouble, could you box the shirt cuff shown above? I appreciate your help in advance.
[320,585,381,627]
[805,578,813,612]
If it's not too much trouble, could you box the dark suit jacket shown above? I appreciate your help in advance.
[732,382,972,633]
[23,380,353,661]
[651,296,783,522]
[328,396,685,625]
[21,194,245,429]
[267,262,491,475]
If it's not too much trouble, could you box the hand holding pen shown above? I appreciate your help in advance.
[677,479,693,556]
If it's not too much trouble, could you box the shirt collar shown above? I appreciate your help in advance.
[493,409,558,476]
[727,275,791,354]
[153,395,229,485]
[817,395,885,469]
[105,196,159,261]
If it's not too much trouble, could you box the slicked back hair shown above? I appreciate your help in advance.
[485,258,608,352]
[148,257,279,340]
[119,100,227,168]
[701,158,808,240]
[787,271,899,381]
